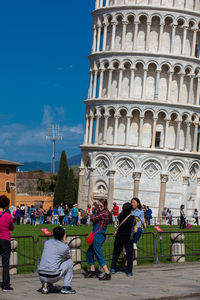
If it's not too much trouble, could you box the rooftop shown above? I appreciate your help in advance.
[0,159,23,166]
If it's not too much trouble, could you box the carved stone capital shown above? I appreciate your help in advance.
[133,172,141,181]
[160,174,168,183]
[79,167,85,176]
[182,176,190,185]
[108,169,116,177]
[197,177,200,185]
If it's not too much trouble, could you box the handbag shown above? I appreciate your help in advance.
[113,213,132,238]
[86,225,104,245]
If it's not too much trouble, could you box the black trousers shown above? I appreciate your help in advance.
[111,237,133,273]
[0,239,11,288]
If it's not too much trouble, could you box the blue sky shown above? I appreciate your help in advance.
[0,0,94,163]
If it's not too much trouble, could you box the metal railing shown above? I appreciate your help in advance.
[1,230,200,273]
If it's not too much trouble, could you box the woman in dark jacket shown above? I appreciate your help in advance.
[111,202,136,276]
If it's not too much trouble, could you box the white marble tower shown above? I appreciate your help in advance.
[78,0,200,217]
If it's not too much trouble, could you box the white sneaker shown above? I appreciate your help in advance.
[133,243,137,250]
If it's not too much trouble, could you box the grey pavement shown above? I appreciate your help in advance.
[1,262,200,300]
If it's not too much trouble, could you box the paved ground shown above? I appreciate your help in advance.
[1,262,200,300]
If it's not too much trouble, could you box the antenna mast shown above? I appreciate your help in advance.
[46,124,62,173]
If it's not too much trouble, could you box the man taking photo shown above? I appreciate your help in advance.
[38,226,76,294]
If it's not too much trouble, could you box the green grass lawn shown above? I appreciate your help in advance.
[11,224,200,274]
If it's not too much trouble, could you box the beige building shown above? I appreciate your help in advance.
[78,0,200,217]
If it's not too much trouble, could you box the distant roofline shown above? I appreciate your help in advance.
[0,159,24,166]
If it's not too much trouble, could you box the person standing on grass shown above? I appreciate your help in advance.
[131,198,145,250]
[71,204,78,226]
[38,226,76,295]
[30,205,36,226]
[85,195,111,280]
[38,205,44,224]
[112,202,119,227]
[15,206,21,225]
[0,195,14,291]
[111,202,136,276]
[179,204,186,229]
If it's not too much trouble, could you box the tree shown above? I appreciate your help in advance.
[54,150,69,205]
[66,168,76,207]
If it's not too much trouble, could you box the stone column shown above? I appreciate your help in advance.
[103,21,108,51]
[142,69,147,100]
[95,113,100,145]
[178,73,184,103]
[185,122,191,151]
[192,28,198,57]
[133,21,139,50]
[182,176,189,213]
[108,170,116,211]
[171,24,176,54]
[103,114,109,145]
[193,123,198,152]
[106,0,109,5]
[181,26,188,55]
[196,178,200,213]
[111,21,117,49]
[107,69,113,98]
[158,175,168,218]
[145,22,151,51]
[114,114,120,145]
[92,24,97,53]
[129,68,135,98]
[95,0,99,9]
[96,25,102,52]
[138,117,144,147]
[188,74,195,105]
[84,115,89,145]
[98,69,104,98]
[154,70,161,100]
[92,70,98,98]
[99,0,103,8]
[175,120,181,150]
[151,118,157,148]
[88,114,94,144]
[167,71,173,102]
[117,68,123,99]
[78,167,85,209]
[196,75,200,105]
[122,21,128,50]
[164,119,170,149]
[88,168,95,205]
[125,115,131,146]
[133,172,141,198]
[88,71,93,99]
[158,23,164,52]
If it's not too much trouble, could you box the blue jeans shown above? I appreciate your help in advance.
[65,215,69,225]
[30,216,35,225]
[86,223,107,267]
[71,217,77,226]
[133,227,143,244]
[40,217,44,224]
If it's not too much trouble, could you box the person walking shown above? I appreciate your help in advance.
[58,205,65,225]
[85,196,110,280]
[38,226,76,295]
[131,198,145,250]
[179,204,186,229]
[0,195,14,291]
[193,209,198,225]
[111,202,135,276]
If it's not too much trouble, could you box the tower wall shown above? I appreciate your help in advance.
[78,0,200,218]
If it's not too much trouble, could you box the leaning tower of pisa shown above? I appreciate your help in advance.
[78,0,200,218]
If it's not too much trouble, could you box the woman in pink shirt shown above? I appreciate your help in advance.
[0,195,14,291]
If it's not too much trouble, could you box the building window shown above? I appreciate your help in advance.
[155,132,161,148]
[5,168,10,175]
[6,182,10,192]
